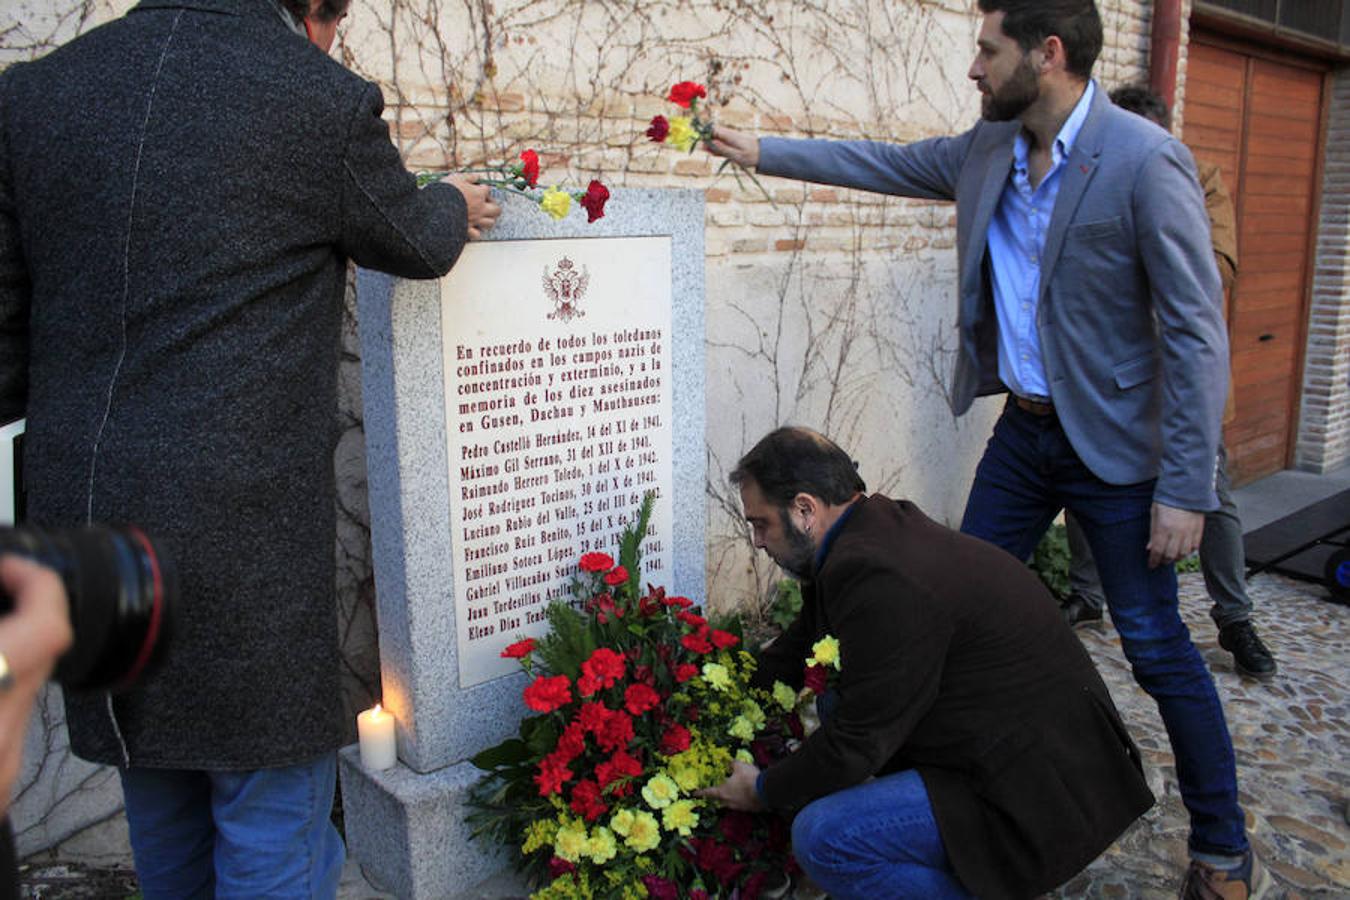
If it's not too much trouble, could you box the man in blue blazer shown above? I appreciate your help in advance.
[710,1,1264,897]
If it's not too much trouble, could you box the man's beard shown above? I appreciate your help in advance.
[773,510,817,579]
[982,56,1040,122]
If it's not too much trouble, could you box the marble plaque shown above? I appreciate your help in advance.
[440,237,674,686]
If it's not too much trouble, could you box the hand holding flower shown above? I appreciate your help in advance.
[421,149,609,226]
[647,81,773,203]
[705,125,761,170]
[443,174,501,239]
[698,760,765,813]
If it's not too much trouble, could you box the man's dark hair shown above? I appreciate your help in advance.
[1109,83,1171,129]
[977,0,1103,80]
[280,0,351,23]
[729,427,866,507]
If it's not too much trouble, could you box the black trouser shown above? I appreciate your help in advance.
[1,818,18,900]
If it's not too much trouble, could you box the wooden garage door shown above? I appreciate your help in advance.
[1183,35,1326,484]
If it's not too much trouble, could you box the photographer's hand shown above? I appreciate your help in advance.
[0,556,71,818]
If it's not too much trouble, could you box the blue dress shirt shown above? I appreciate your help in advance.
[987,81,1096,401]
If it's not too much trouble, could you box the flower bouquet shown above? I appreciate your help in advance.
[468,494,801,899]
[646,81,773,204]
[418,149,610,223]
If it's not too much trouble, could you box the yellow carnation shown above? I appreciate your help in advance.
[609,808,636,837]
[664,115,699,152]
[772,680,798,712]
[735,748,754,764]
[553,821,589,863]
[809,635,841,670]
[539,185,571,220]
[624,810,662,852]
[586,827,618,865]
[702,662,732,691]
[642,773,681,809]
[662,799,699,836]
[729,715,755,742]
[742,699,766,730]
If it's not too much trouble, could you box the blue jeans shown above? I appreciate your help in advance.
[1065,443,1254,629]
[120,754,345,899]
[791,769,973,899]
[959,402,1247,857]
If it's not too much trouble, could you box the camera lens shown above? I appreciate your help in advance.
[0,526,173,692]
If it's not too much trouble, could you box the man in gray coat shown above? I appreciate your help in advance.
[0,0,498,894]
[709,1,1264,897]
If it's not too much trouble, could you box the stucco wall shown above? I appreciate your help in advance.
[2,0,1154,859]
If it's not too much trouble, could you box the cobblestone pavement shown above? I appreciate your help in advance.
[1049,571,1349,899]
[23,572,1348,899]
[335,571,1348,900]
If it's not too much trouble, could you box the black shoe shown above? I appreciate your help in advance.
[1061,594,1104,629]
[1218,621,1277,681]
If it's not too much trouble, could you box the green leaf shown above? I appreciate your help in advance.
[521,715,561,758]
[470,738,530,771]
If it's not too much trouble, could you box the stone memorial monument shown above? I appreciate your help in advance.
[340,188,706,897]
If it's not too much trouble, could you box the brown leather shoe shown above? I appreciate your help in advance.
[1178,851,1271,900]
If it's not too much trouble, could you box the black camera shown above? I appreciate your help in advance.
[0,526,174,692]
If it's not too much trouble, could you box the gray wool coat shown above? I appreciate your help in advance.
[0,0,468,768]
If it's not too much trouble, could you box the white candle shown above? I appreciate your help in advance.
[357,703,397,771]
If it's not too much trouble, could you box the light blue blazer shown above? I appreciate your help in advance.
[758,84,1227,511]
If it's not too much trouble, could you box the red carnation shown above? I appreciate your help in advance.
[660,723,692,755]
[667,81,707,108]
[523,674,572,713]
[603,565,629,586]
[719,809,755,845]
[579,701,610,734]
[710,629,740,650]
[596,748,642,792]
[556,721,587,762]
[518,148,540,187]
[579,552,615,573]
[674,663,699,683]
[624,682,661,716]
[741,871,770,900]
[803,663,828,695]
[500,637,536,659]
[577,672,602,698]
[677,610,707,628]
[534,753,572,796]
[595,708,635,752]
[569,778,609,821]
[581,647,626,688]
[579,179,609,223]
[646,115,670,142]
[681,629,714,655]
[641,875,680,900]
[662,595,694,609]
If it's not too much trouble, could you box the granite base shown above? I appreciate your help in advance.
[338,744,517,899]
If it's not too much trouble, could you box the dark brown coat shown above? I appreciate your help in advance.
[753,495,1153,899]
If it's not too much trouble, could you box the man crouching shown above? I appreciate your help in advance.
[702,426,1153,899]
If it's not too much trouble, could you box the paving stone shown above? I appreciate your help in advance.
[1050,572,1348,898]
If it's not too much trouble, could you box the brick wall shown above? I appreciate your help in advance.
[1299,67,1350,473]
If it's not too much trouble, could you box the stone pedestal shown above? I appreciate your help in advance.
[342,188,706,897]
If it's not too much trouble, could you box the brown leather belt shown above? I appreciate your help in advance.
[1013,395,1055,416]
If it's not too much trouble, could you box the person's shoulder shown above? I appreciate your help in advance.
[1094,101,1173,155]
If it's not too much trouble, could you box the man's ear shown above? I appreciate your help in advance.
[791,492,822,532]
[1040,35,1066,73]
